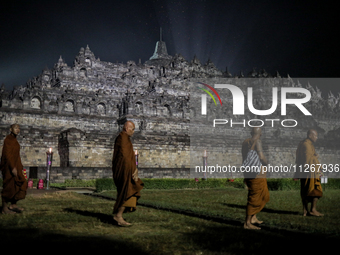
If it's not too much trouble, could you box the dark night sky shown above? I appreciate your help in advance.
[1,0,339,95]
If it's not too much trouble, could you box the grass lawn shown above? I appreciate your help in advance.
[0,187,339,254]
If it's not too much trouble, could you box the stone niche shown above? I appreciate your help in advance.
[58,127,113,168]
[64,100,75,112]
[97,103,106,115]
[58,128,86,167]
[30,96,41,109]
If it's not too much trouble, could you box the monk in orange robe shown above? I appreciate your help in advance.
[242,127,270,230]
[112,121,144,226]
[1,124,27,214]
[295,129,323,216]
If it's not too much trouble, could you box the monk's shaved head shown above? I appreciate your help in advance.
[307,129,318,143]
[10,123,19,129]
[251,127,262,136]
[10,123,20,136]
[307,129,317,137]
[123,121,135,137]
[123,121,135,130]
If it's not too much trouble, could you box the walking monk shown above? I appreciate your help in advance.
[242,127,270,229]
[112,121,144,226]
[1,124,27,214]
[295,129,323,216]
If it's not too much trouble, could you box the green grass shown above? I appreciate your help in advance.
[94,178,340,192]
[0,188,339,254]
[101,187,340,235]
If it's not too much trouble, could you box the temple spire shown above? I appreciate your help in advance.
[147,27,172,61]
[160,27,162,41]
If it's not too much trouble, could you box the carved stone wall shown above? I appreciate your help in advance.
[1,43,340,181]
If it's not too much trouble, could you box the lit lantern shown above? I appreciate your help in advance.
[45,147,53,190]
[203,150,207,180]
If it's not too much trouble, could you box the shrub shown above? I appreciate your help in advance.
[95,178,245,192]
[267,178,300,191]
[324,178,340,189]
[95,178,116,192]
[63,179,96,187]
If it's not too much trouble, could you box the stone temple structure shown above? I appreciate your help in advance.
[1,35,340,182]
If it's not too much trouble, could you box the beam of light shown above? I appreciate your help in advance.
[158,0,265,76]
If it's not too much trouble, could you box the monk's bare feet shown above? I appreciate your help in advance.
[244,222,261,230]
[2,207,16,214]
[9,205,24,213]
[113,215,132,226]
[309,210,324,217]
[251,215,263,224]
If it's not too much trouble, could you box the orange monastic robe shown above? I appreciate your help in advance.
[1,134,27,202]
[295,138,323,200]
[112,132,144,213]
[242,138,270,216]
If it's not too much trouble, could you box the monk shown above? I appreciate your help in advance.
[242,127,270,229]
[1,124,27,214]
[295,129,323,216]
[112,121,144,226]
